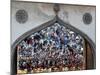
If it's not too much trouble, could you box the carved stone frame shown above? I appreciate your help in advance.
[11,16,96,75]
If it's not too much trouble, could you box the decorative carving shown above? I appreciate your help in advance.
[53,4,60,15]
[83,13,92,24]
[16,10,28,24]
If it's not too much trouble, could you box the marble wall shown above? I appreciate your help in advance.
[11,1,96,44]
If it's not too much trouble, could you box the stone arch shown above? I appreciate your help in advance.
[11,16,95,75]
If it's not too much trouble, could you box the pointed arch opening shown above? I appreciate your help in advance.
[11,16,95,75]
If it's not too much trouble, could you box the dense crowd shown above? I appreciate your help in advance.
[17,23,85,74]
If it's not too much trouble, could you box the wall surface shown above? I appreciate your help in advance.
[12,0,96,6]
[11,1,96,44]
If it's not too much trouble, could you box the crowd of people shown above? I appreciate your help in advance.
[17,23,85,74]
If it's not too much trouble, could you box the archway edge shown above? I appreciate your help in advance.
[11,16,96,75]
